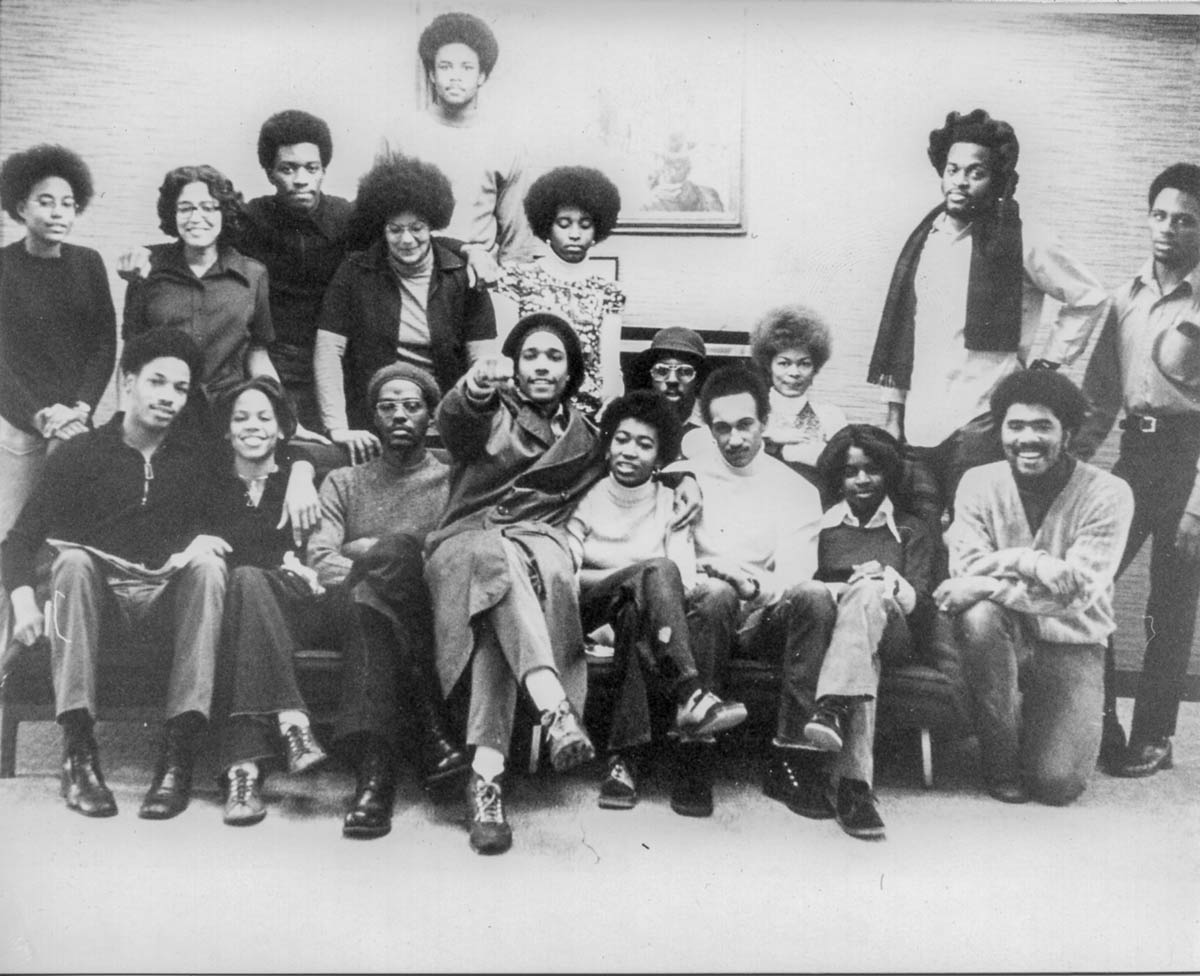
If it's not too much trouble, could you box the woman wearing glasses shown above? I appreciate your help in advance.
[122,165,282,439]
[314,152,496,464]
[493,166,626,419]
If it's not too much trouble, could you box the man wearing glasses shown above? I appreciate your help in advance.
[627,327,710,455]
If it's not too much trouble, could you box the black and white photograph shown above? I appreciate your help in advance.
[0,0,1197,972]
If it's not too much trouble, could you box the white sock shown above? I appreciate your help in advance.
[277,710,308,731]
[472,746,506,783]
[523,667,567,715]
[227,760,260,781]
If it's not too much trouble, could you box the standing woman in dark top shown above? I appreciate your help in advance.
[0,145,116,634]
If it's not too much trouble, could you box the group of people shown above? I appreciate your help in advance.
[1,9,1198,857]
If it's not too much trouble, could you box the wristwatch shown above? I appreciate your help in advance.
[1029,359,1060,371]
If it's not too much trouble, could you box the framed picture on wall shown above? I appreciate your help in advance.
[582,5,747,236]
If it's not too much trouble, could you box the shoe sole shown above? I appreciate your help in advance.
[470,833,513,855]
[839,821,886,840]
[342,823,392,840]
[224,810,267,827]
[763,779,835,820]
[288,751,329,776]
[137,799,190,820]
[670,798,713,818]
[803,721,844,752]
[681,703,749,739]
[64,796,118,818]
[1113,753,1173,778]
[598,791,638,810]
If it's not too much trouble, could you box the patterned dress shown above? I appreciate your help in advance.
[496,260,626,418]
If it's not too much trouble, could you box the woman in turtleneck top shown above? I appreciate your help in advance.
[313,152,496,464]
[494,166,627,419]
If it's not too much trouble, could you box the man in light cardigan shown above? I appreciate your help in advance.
[934,370,1133,805]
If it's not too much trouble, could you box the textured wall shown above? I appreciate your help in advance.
[2,0,1198,663]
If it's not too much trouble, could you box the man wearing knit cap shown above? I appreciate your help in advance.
[628,326,710,444]
[1076,162,1200,778]
[866,108,1108,554]
[935,370,1132,805]
[379,10,534,285]
[306,362,468,839]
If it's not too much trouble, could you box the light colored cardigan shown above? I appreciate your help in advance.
[948,459,1134,645]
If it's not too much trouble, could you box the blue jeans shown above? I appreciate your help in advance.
[950,601,1103,805]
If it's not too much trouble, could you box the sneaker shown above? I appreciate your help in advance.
[763,749,834,819]
[541,700,596,773]
[832,778,885,840]
[598,754,638,810]
[669,742,714,818]
[223,767,266,827]
[674,689,748,739]
[804,698,850,752]
[281,722,328,775]
[468,772,512,855]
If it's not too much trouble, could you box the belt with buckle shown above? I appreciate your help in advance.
[1119,413,1200,436]
[1119,415,1158,433]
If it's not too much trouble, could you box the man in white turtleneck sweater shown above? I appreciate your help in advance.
[671,367,832,818]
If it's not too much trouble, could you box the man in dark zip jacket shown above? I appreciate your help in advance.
[1,329,227,822]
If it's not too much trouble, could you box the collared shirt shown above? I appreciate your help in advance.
[122,243,273,401]
[1077,258,1200,511]
[819,496,903,544]
[888,214,1108,447]
[237,193,354,353]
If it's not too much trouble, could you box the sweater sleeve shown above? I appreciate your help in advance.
[759,479,821,605]
[306,470,353,588]
[74,249,117,409]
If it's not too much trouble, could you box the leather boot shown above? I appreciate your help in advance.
[343,742,396,839]
[60,715,117,818]
[139,713,203,820]
[408,650,469,790]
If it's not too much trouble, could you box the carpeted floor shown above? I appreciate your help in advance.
[1,698,1197,973]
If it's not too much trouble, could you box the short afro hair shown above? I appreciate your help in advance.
[1,144,94,221]
[815,424,906,509]
[699,365,770,427]
[119,329,205,384]
[599,390,683,468]
[257,110,333,170]
[1148,162,1200,209]
[990,368,1089,436]
[348,152,455,249]
[155,164,244,243]
[418,12,499,76]
[217,375,297,443]
[524,166,622,243]
[927,109,1020,194]
[501,312,587,402]
[749,304,833,377]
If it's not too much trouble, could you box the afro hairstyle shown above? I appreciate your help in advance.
[257,110,333,170]
[749,304,833,377]
[989,368,1089,436]
[155,164,244,243]
[523,166,622,243]
[599,390,684,468]
[418,11,499,76]
[927,108,1020,194]
[347,152,455,249]
[0,144,94,221]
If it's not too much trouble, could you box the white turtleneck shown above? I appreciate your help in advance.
[566,475,696,587]
[674,447,822,608]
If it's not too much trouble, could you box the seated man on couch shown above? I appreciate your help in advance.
[2,330,225,820]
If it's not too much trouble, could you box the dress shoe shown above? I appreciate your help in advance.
[61,740,118,818]
[223,767,267,827]
[674,689,748,740]
[599,753,638,810]
[343,748,396,839]
[1116,738,1173,778]
[541,700,595,772]
[804,697,850,752]
[281,722,328,775]
[468,772,512,855]
[138,719,200,820]
[669,742,714,818]
[763,749,834,819]
[832,778,886,840]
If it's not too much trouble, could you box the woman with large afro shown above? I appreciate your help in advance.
[314,151,496,463]
[493,165,625,419]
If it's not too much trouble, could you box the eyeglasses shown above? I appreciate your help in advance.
[375,399,426,417]
[650,363,697,381]
[175,201,221,216]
